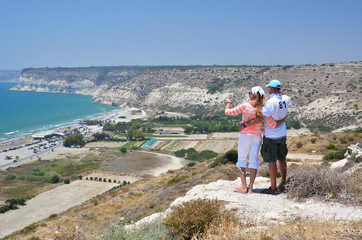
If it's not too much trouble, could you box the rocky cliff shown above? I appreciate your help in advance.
[13,63,362,130]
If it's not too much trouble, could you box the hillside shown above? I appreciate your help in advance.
[0,70,20,82]
[12,62,362,130]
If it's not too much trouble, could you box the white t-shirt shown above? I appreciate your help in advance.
[262,93,291,139]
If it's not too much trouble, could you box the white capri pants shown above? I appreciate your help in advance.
[237,134,262,170]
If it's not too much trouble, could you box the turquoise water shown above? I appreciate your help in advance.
[0,82,119,141]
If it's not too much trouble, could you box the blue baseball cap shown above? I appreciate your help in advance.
[266,79,281,89]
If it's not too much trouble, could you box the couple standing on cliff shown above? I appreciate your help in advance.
[225,79,290,195]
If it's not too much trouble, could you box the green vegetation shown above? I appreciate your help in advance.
[13,160,99,184]
[64,179,70,184]
[187,162,197,167]
[174,148,217,161]
[323,149,346,161]
[296,142,303,148]
[5,174,17,180]
[326,144,338,150]
[311,138,317,144]
[167,175,188,186]
[63,134,85,147]
[44,133,61,139]
[0,198,27,213]
[209,157,228,168]
[92,132,110,141]
[223,149,238,164]
[286,120,301,129]
[339,137,347,144]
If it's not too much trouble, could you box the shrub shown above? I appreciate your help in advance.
[113,180,117,183]
[103,178,107,182]
[174,148,217,161]
[126,217,171,239]
[311,138,317,144]
[86,177,89,180]
[17,198,26,206]
[323,149,347,160]
[5,174,16,180]
[223,149,238,164]
[50,175,60,184]
[0,205,10,213]
[296,142,303,148]
[348,137,354,142]
[90,177,93,180]
[326,144,338,150]
[187,161,196,167]
[5,199,19,209]
[340,138,347,144]
[108,179,112,183]
[209,157,228,168]
[164,199,233,240]
[286,166,347,200]
[49,214,58,219]
[120,147,127,153]
[167,176,188,186]
[78,175,83,180]
[64,179,70,184]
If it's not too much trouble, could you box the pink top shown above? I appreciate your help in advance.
[225,102,277,135]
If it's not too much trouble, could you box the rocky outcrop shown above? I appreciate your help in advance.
[12,62,362,129]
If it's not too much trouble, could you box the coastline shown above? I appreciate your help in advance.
[0,108,147,169]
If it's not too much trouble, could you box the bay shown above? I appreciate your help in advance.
[0,82,118,141]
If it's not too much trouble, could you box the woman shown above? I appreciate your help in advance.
[225,86,285,194]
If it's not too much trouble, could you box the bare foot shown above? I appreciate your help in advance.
[248,188,253,194]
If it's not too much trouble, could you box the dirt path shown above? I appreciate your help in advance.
[287,153,324,162]
[0,180,119,238]
[138,151,189,176]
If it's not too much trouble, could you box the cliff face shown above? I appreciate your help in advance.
[13,63,362,129]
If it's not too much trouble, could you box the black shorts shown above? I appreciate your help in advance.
[261,136,288,163]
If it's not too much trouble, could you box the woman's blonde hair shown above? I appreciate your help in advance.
[255,92,265,118]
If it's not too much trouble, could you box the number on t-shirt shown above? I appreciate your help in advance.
[279,101,287,109]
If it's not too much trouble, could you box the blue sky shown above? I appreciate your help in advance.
[1,0,361,69]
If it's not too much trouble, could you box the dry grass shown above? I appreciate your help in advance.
[203,219,362,240]
[287,131,361,154]
[164,198,238,240]
[286,165,361,205]
[9,159,237,239]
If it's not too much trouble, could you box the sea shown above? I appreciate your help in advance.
[0,82,119,141]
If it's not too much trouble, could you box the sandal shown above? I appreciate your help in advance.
[233,187,248,194]
[261,187,278,195]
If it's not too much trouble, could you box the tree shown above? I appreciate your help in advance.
[133,129,144,140]
[93,132,110,141]
[63,134,86,147]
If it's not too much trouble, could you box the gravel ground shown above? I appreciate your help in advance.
[132,177,362,228]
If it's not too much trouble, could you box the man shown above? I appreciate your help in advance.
[261,79,290,195]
